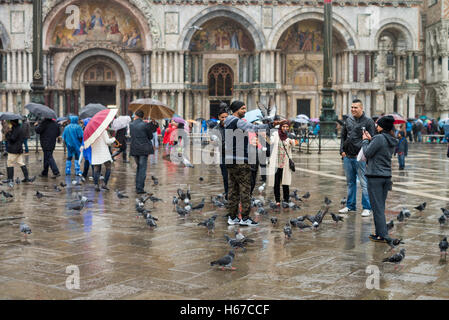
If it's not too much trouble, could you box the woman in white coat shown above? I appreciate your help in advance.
[267,120,295,205]
[91,130,115,191]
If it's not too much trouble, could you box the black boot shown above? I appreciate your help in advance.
[21,165,35,183]
[2,167,14,183]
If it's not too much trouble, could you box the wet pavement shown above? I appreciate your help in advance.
[1,143,449,300]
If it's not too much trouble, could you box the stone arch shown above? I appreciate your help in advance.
[72,56,125,90]
[374,19,416,51]
[61,44,136,89]
[268,8,358,50]
[42,0,156,50]
[291,63,321,87]
[179,5,266,51]
[0,21,11,49]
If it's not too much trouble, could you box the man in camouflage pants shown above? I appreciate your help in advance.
[224,101,278,227]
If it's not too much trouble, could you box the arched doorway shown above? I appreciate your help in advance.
[293,66,318,118]
[83,64,117,106]
[208,63,234,118]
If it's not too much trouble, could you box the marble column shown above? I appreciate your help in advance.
[18,51,23,83]
[6,52,11,83]
[198,54,203,83]
[260,52,265,83]
[158,52,163,83]
[59,92,64,117]
[73,90,79,115]
[442,55,449,81]
[163,51,168,83]
[395,55,401,83]
[11,51,16,84]
[433,58,438,83]
[342,91,348,115]
[408,93,416,118]
[397,93,404,116]
[178,52,184,84]
[270,51,275,83]
[168,52,173,83]
[348,52,353,83]
[25,90,30,106]
[177,91,183,117]
[162,91,167,105]
[365,91,371,117]
[185,91,191,119]
[28,52,32,84]
[0,91,5,112]
[184,53,190,83]
[174,52,179,83]
[150,51,156,84]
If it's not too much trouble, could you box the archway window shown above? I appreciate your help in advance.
[387,52,394,66]
[84,64,116,82]
[208,64,233,97]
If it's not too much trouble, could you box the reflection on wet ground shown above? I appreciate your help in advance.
[1,143,449,299]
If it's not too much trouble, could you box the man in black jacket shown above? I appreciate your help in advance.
[35,118,61,178]
[2,120,34,183]
[129,110,156,194]
[339,99,375,217]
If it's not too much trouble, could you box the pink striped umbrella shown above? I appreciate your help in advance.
[83,108,118,149]
[381,113,406,124]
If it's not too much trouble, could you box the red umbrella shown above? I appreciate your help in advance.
[380,113,406,124]
[83,108,118,149]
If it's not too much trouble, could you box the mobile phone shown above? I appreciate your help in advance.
[361,126,366,132]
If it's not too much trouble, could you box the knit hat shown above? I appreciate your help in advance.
[377,115,395,132]
[230,101,245,113]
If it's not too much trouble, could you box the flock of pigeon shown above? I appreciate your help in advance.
[2,167,449,272]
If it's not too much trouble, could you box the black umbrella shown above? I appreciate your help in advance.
[79,103,107,119]
[25,103,57,119]
[0,112,23,121]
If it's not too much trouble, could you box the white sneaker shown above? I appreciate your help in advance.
[227,216,241,226]
[339,207,353,214]
[361,209,372,217]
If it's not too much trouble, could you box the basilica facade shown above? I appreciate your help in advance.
[0,0,448,119]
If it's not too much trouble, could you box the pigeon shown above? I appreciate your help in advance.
[290,190,301,201]
[302,192,310,199]
[143,212,158,221]
[297,220,312,230]
[53,184,62,192]
[20,222,31,239]
[269,201,279,211]
[233,231,254,245]
[184,205,192,212]
[192,198,205,212]
[197,215,217,235]
[199,177,204,181]
[211,197,225,208]
[60,182,67,187]
[253,198,264,208]
[35,190,45,199]
[283,223,292,239]
[414,202,426,212]
[281,201,289,209]
[439,214,447,226]
[401,208,411,219]
[148,194,163,205]
[330,213,344,224]
[172,196,179,207]
[177,188,187,201]
[176,205,189,218]
[15,177,21,185]
[258,183,265,193]
[67,197,88,211]
[382,248,406,266]
[116,190,129,199]
[256,207,267,215]
[1,190,13,198]
[439,237,449,258]
[271,217,278,225]
[210,251,235,270]
[145,216,157,228]
[288,202,301,210]
[387,220,394,231]
[306,207,329,226]
[72,179,82,186]
[397,210,405,222]
[324,197,332,206]
[224,235,247,251]
[8,181,14,188]
[289,218,299,227]
[441,208,449,218]
[340,197,347,206]
[385,237,404,250]
[151,175,159,185]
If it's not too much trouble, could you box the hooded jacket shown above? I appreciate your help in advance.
[35,119,60,151]
[5,122,25,154]
[340,112,375,157]
[62,116,83,151]
[362,132,398,178]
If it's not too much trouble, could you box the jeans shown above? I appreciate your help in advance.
[343,157,371,211]
[219,163,228,199]
[274,168,290,203]
[152,132,159,148]
[367,177,391,238]
[82,159,94,178]
[42,150,59,176]
[134,155,148,192]
[417,131,422,143]
[398,154,405,169]
[23,139,29,153]
[93,161,111,186]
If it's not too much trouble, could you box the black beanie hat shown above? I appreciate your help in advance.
[377,115,395,132]
[230,101,245,113]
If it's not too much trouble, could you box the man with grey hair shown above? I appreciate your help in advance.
[339,99,375,217]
